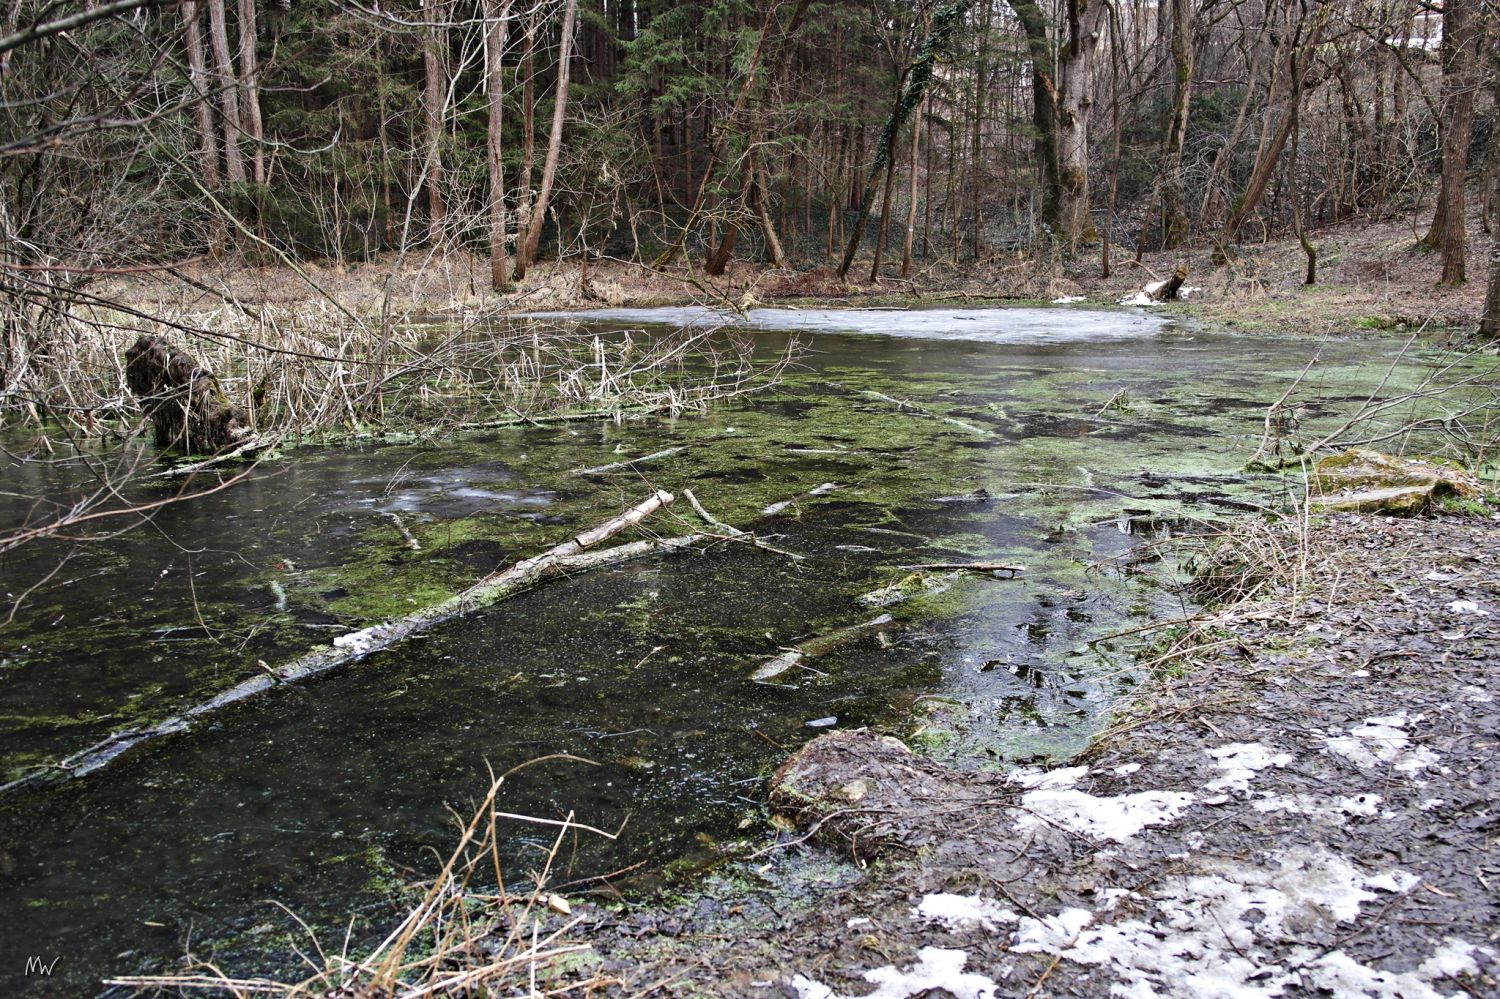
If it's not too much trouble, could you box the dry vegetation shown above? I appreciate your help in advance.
[103,760,618,998]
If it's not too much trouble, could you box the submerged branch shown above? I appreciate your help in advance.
[751,613,897,682]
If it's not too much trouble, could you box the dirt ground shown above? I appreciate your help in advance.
[107,209,1495,337]
[551,509,1500,997]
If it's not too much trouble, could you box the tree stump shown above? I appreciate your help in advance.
[1149,265,1189,301]
[124,335,250,453]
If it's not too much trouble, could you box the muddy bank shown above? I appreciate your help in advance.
[557,509,1500,996]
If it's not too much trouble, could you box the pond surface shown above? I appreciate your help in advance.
[0,307,1424,993]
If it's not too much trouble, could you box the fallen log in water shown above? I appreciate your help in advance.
[0,490,694,797]
[751,613,896,682]
[897,561,1025,576]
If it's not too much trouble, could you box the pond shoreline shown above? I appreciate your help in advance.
[103,212,1492,342]
[176,505,1500,997]
[554,508,1500,996]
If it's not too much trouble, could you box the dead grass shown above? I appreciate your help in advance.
[102,759,619,998]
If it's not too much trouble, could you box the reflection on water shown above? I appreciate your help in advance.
[0,309,1406,993]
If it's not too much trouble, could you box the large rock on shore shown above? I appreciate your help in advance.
[1309,448,1481,514]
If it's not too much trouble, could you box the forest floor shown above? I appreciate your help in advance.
[554,508,1500,997]
[108,210,1494,338]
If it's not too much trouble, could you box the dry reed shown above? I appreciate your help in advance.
[103,758,620,998]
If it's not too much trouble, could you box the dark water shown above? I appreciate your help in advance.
[0,309,1422,993]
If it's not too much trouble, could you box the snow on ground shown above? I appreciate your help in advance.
[792,948,998,999]
[1323,711,1441,773]
[887,848,1488,999]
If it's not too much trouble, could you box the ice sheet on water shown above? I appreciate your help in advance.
[524,306,1166,345]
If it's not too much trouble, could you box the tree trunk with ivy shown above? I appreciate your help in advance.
[838,0,972,280]
[1160,0,1195,249]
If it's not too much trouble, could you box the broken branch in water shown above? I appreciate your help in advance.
[682,487,745,535]
[751,613,896,681]
[572,445,689,477]
[898,562,1025,576]
[153,434,280,479]
[0,490,692,797]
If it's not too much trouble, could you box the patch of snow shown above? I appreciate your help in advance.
[808,482,840,496]
[1462,685,1493,704]
[1249,792,1382,821]
[1446,599,1490,616]
[1008,765,1089,790]
[1010,848,1441,998]
[1203,742,1294,794]
[1051,295,1088,304]
[1113,762,1142,776]
[1118,291,1157,306]
[913,893,1018,932]
[1324,711,1439,773]
[332,627,377,654]
[1300,949,1454,999]
[1013,907,1095,950]
[1417,938,1483,979]
[846,917,872,929]
[1339,793,1383,817]
[1419,797,1445,811]
[792,948,997,999]
[1017,786,1196,843]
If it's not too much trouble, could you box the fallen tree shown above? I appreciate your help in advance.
[0,489,702,796]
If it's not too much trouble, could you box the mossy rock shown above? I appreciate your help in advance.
[1309,449,1481,515]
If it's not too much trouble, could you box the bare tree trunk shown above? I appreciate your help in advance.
[1289,55,1317,285]
[1160,0,1195,248]
[704,164,752,276]
[901,94,924,278]
[205,0,244,186]
[515,0,578,279]
[235,0,263,185]
[484,0,513,291]
[181,2,220,191]
[751,156,788,269]
[1055,0,1107,246]
[1223,13,1325,248]
[517,12,536,270]
[1484,49,1500,337]
[970,0,990,260]
[1422,0,1479,284]
[423,0,447,242]
[1101,9,1124,277]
